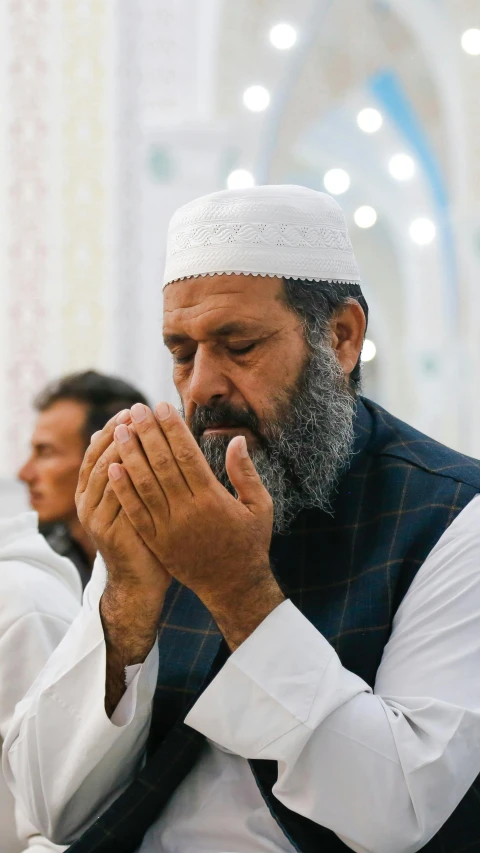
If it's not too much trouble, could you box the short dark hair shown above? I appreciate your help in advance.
[34,370,150,443]
[283,279,369,389]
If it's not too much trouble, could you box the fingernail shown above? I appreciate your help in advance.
[239,436,249,458]
[156,402,170,421]
[115,424,130,443]
[90,430,102,443]
[116,409,130,424]
[109,463,122,481]
[131,403,146,423]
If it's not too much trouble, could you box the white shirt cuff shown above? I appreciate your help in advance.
[185,599,366,757]
[110,653,157,728]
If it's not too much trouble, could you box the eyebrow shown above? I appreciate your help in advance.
[163,322,256,348]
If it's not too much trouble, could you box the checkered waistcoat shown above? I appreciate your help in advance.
[68,398,480,853]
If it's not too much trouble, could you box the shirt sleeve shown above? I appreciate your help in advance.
[3,556,159,846]
[0,611,76,853]
[185,495,480,853]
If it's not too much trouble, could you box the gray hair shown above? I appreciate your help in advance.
[283,279,368,389]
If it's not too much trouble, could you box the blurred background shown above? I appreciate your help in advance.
[1,0,480,512]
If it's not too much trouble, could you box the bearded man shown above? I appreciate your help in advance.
[5,186,480,853]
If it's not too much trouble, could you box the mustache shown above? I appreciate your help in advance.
[190,402,262,442]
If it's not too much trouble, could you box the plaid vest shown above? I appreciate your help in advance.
[68,398,480,853]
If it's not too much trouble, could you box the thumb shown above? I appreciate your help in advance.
[225,435,270,512]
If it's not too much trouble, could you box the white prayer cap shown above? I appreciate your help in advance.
[163,184,361,288]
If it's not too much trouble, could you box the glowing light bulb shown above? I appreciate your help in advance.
[461,29,480,55]
[354,206,377,228]
[269,23,297,50]
[227,169,255,189]
[357,108,383,133]
[323,168,350,195]
[388,153,415,181]
[409,218,436,245]
[243,85,270,112]
[361,339,377,363]
[361,338,377,362]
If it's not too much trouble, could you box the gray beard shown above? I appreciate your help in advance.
[190,344,355,534]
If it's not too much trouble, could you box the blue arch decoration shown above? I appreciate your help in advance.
[369,69,457,320]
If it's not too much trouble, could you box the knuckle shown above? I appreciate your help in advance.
[94,454,109,476]
[137,473,155,495]
[175,444,196,465]
[139,416,155,433]
[152,452,171,471]
[105,445,120,465]
[103,482,117,500]
[130,506,153,537]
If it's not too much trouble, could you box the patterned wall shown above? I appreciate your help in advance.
[0,0,113,476]
[1,0,51,475]
[60,0,112,373]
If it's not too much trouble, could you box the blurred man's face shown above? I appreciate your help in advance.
[18,400,87,525]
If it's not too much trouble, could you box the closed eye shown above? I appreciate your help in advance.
[227,342,256,355]
[173,352,195,364]
[172,341,258,364]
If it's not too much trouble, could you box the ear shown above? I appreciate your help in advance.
[328,301,366,379]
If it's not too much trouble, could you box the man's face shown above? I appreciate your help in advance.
[163,274,357,531]
[163,274,309,444]
[18,399,88,525]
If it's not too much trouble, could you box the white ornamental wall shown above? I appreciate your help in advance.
[0,0,115,477]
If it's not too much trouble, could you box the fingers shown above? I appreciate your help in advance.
[153,402,213,492]
[225,436,273,516]
[95,480,122,528]
[127,403,200,500]
[113,421,172,513]
[108,462,156,541]
[76,409,131,498]
[78,441,124,515]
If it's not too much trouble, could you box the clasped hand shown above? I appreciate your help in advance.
[76,402,281,635]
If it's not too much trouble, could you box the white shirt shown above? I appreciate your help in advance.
[5,496,480,853]
[0,513,82,853]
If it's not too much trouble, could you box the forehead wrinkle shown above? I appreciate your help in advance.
[163,287,246,316]
[163,300,277,339]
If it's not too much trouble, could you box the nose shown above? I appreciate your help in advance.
[188,346,232,409]
[18,457,35,484]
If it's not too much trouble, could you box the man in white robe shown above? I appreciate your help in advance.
[0,514,81,851]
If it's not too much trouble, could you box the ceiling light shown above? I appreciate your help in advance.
[357,108,383,133]
[269,23,297,50]
[409,218,436,245]
[361,339,377,363]
[388,153,415,181]
[354,206,377,228]
[323,168,350,195]
[227,169,255,190]
[243,85,270,112]
[461,28,480,55]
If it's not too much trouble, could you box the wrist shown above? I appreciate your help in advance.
[100,582,164,665]
[202,571,285,652]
